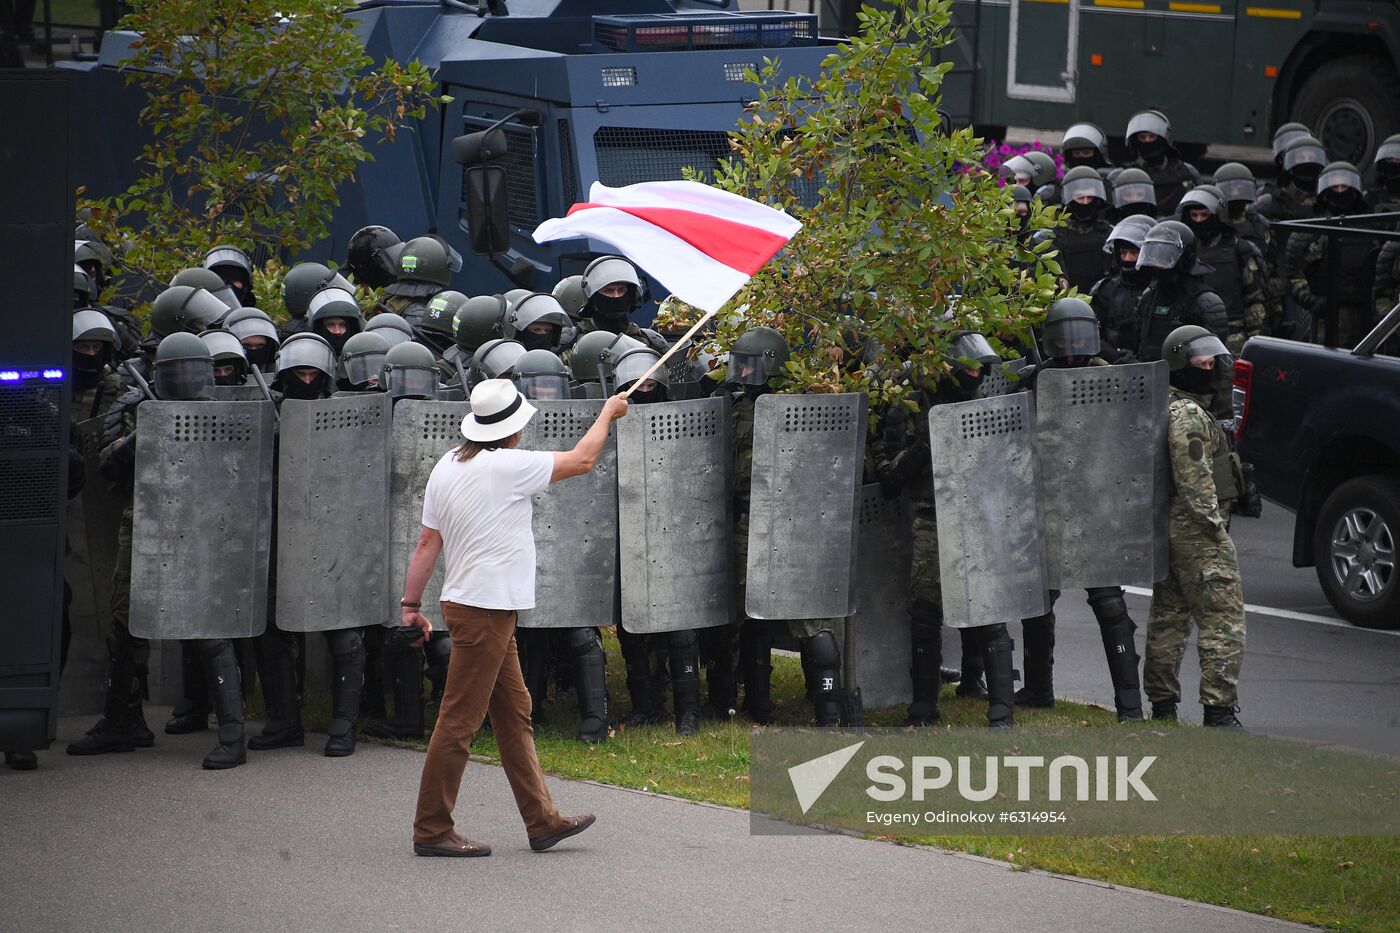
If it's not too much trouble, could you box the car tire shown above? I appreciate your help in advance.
[1290,55,1400,168]
[1312,474,1400,628]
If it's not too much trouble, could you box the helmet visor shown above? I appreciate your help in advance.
[1137,238,1184,271]
[479,342,527,378]
[1043,317,1101,359]
[1061,176,1107,203]
[342,351,386,387]
[1127,111,1170,139]
[369,324,412,347]
[155,359,214,401]
[184,288,230,330]
[516,372,571,401]
[1317,167,1362,193]
[728,349,770,386]
[228,316,279,345]
[387,367,437,400]
[1282,144,1326,172]
[1106,217,1152,249]
[1182,332,1230,366]
[1113,183,1156,208]
[1215,177,1255,202]
[950,332,1000,367]
[1272,127,1311,157]
[613,350,666,390]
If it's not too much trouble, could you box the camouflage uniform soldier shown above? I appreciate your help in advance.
[1144,326,1246,728]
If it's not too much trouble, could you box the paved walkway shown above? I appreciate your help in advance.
[1,711,1306,932]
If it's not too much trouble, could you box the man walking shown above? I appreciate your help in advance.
[400,378,628,856]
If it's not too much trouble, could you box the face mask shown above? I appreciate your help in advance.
[281,374,327,400]
[1121,265,1150,287]
[1136,138,1166,162]
[1068,201,1101,224]
[742,383,769,399]
[72,350,104,388]
[1291,168,1321,191]
[1185,214,1219,240]
[1321,189,1362,214]
[1173,365,1216,396]
[246,345,276,369]
[1379,163,1400,195]
[594,312,631,335]
[630,387,666,405]
[940,369,984,402]
[591,291,633,321]
[518,329,557,352]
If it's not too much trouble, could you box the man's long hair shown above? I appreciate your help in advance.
[453,432,520,462]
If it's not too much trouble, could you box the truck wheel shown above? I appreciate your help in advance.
[1290,55,1400,167]
[1312,475,1400,628]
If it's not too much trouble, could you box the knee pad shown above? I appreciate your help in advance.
[801,629,841,669]
[568,627,601,656]
[324,627,365,658]
[1086,588,1130,621]
[668,628,699,657]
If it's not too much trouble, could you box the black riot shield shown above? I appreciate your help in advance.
[616,396,731,633]
[928,393,1049,629]
[517,400,619,629]
[129,400,276,639]
[276,395,392,632]
[745,392,868,620]
[1035,361,1170,588]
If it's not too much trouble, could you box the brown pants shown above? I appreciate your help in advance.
[413,603,562,843]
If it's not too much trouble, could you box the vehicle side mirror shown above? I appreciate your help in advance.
[463,164,510,256]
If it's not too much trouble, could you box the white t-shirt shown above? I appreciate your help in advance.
[420,446,555,610]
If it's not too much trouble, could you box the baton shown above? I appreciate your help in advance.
[620,308,717,400]
[247,365,281,423]
[121,360,157,401]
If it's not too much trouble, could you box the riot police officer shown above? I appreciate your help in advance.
[473,337,528,382]
[1109,167,1157,222]
[203,244,255,308]
[364,311,416,348]
[1062,123,1109,172]
[69,334,248,769]
[1121,109,1200,216]
[1133,220,1230,361]
[200,330,250,386]
[344,224,402,289]
[450,295,508,384]
[507,293,572,353]
[1213,163,1283,336]
[1369,133,1400,210]
[1014,299,1145,722]
[1091,214,1155,362]
[281,262,352,340]
[337,331,391,392]
[1285,161,1378,346]
[1053,166,1114,293]
[307,284,364,355]
[223,307,281,373]
[380,234,460,318]
[75,239,142,357]
[578,255,669,352]
[1178,187,1268,354]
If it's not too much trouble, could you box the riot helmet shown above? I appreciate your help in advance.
[414,290,466,355]
[582,255,642,330]
[307,286,364,354]
[551,275,588,318]
[609,346,669,404]
[1009,184,1033,221]
[379,341,439,400]
[151,285,227,338]
[453,295,508,354]
[394,234,461,288]
[1126,109,1174,162]
[203,245,254,305]
[1061,165,1107,223]
[1212,162,1258,209]
[1111,168,1157,219]
[1316,161,1366,214]
[364,311,415,348]
[199,329,250,385]
[172,266,240,313]
[1374,133,1400,195]
[948,331,1000,368]
[507,293,571,353]
[345,225,402,289]
[73,264,94,308]
[153,332,215,401]
[1163,324,1232,396]
[1105,214,1156,282]
[999,154,1036,188]
[72,308,117,386]
[1271,122,1312,162]
[569,329,617,384]
[504,288,532,309]
[283,262,352,319]
[513,348,573,401]
[1061,123,1108,169]
[1023,151,1058,189]
[472,338,528,380]
[224,307,280,370]
[1178,187,1224,241]
[74,240,114,293]
[1041,297,1101,365]
[274,332,337,400]
[338,331,391,391]
[1136,220,1197,276]
[728,325,789,388]
[1281,136,1327,191]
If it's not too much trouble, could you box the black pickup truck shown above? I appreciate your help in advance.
[1235,305,1400,628]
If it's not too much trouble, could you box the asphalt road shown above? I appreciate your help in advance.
[0,711,1306,933]
[1021,502,1400,754]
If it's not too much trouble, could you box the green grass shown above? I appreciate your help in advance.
[287,630,1400,932]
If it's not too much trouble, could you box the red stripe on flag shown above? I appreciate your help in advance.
[564,203,789,275]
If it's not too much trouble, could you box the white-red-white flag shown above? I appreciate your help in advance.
[532,180,801,313]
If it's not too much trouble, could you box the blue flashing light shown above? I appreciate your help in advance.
[0,368,66,382]
[0,371,18,381]
[43,369,64,380]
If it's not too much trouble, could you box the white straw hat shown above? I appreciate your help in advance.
[461,378,536,442]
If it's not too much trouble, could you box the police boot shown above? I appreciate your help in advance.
[1015,611,1055,708]
[618,627,665,727]
[424,631,451,708]
[67,638,143,755]
[1151,700,1178,722]
[569,628,609,744]
[517,629,549,725]
[980,625,1016,728]
[740,620,777,725]
[324,628,366,758]
[955,628,989,700]
[165,641,211,734]
[902,601,942,726]
[4,751,37,770]
[669,630,703,737]
[699,624,737,720]
[1203,705,1243,728]
[248,633,304,750]
[197,639,246,770]
[364,627,425,740]
[802,630,845,727]
[1088,589,1144,722]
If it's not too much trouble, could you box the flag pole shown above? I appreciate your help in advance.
[620,308,718,400]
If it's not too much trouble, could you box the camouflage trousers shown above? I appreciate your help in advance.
[1144,518,1246,708]
[732,512,840,640]
[110,506,150,666]
[910,507,941,609]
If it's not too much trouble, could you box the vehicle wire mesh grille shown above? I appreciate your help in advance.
[0,384,63,524]
[460,123,539,229]
[592,13,817,53]
[558,118,579,206]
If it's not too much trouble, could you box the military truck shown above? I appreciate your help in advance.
[64,1,837,302]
